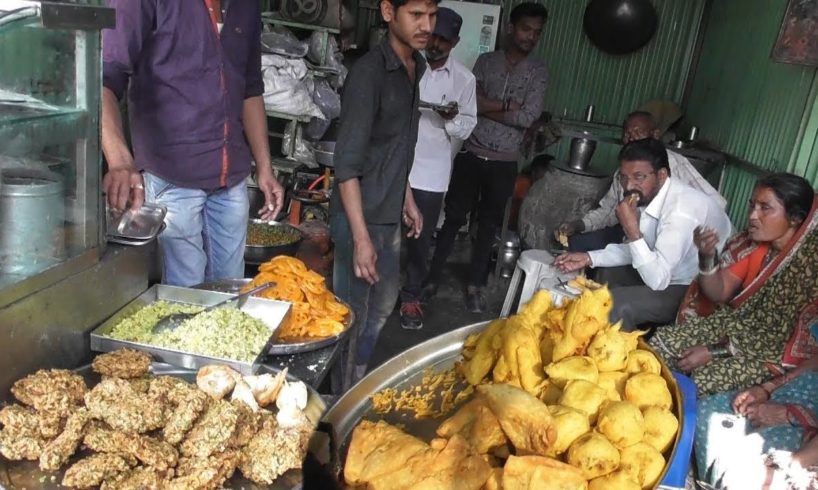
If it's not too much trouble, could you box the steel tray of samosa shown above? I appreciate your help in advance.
[313,320,688,489]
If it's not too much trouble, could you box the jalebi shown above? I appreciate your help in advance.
[244,256,348,339]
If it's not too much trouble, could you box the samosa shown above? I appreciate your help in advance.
[477,384,556,456]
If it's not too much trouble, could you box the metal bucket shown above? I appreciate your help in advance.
[0,167,65,275]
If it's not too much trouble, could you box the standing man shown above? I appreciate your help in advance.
[555,111,727,252]
[399,7,477,330]
[101,0,285,287]
[554,139,732,330]
[331,0,438,390]
[426,2,549,313]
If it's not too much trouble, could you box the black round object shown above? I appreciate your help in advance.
[583,0,658,55]
[281,0,328,26]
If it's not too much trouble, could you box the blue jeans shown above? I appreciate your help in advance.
[330,212,401,393]
[144,172,249,287]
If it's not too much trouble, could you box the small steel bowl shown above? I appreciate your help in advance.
[244,219,303,264]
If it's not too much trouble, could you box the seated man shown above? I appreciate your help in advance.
[554,138,732,331]
[555,110,726,252]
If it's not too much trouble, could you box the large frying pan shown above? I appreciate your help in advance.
[583,0,659,55]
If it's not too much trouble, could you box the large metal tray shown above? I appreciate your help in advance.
[314,321,686,489]
[193,279,355,355]
[90,285,291,375]
[0,362,326,490]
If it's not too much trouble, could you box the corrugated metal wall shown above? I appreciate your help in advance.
[494,0,707,173]
[685,0,818,228]
[501,0,707,125]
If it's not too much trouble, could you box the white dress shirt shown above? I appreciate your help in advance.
[581,149,727,232]
[588,177,733,291]
[408,55,477,193]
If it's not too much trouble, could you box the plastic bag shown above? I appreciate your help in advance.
[282,121,317,167]
[311,80,341,119]
[261,54,324,119]
[261,26,309,58]
[307,32,348,88]
[302,80,340,140]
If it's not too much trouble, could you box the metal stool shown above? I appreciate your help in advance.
[500,249,577,317]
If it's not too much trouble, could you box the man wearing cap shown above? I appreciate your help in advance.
[427,2,549,313]
[399,7,477,330]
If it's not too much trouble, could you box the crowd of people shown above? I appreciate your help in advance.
[99,0,818,487]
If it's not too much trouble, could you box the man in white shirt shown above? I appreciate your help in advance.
[554,138,732,330]
[400,7,477,329]
[556,111,726,252]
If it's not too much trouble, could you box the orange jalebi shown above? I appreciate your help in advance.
[243,256,348,340]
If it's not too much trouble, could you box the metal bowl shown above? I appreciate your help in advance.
[245,219,303,264]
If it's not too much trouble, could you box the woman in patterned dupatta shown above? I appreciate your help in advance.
[695,346,818,489]
[650,173,818,396]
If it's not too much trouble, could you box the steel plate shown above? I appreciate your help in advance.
[315,321,685,489]
[193,279,355,355]
[0,362,326,489]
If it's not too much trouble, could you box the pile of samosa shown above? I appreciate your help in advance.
[344,288,679,490]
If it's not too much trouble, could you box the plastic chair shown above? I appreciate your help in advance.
[658,371,697,490]
[501,249,575,317]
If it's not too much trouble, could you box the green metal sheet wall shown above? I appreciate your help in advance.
[501,0,707,124]
[685,0,818,228]
[497,0,706,173]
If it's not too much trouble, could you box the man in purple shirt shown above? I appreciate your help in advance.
[101,0,284,286]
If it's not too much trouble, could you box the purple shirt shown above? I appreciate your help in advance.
[103,0,264,189]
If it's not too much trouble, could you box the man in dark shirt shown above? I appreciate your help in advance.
[331,0,439,391]
[101,0,284,286]
[427,2,549,313]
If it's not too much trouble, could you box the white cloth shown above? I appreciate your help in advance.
[408,56,477,193]
[581,149,727,231]
[588,177,733,291]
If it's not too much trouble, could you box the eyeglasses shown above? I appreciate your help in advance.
[618,171,655,186]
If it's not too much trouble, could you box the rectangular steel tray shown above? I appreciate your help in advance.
[105,202,167,241]
[90,284,291,375]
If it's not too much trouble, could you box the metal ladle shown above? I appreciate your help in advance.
[152,282,276,334]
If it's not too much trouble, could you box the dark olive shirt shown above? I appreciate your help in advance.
[331,40,425,225]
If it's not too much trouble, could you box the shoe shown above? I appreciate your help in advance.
[400,300,424,330]
[422,282,439,300]
[465,285,485,313]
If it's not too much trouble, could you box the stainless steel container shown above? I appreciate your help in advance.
[567,132,597,171]
[498,231,521,278]
[0,167,64,275]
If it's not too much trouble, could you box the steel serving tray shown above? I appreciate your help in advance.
[90,284,291,375]
[193,279,355,355]
[0,362,326,490]
[314,321,685,489]
[105,202,167,241]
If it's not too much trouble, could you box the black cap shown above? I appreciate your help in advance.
[434,7,462,42]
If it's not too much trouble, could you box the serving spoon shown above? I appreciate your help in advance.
[152,282,275,334]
